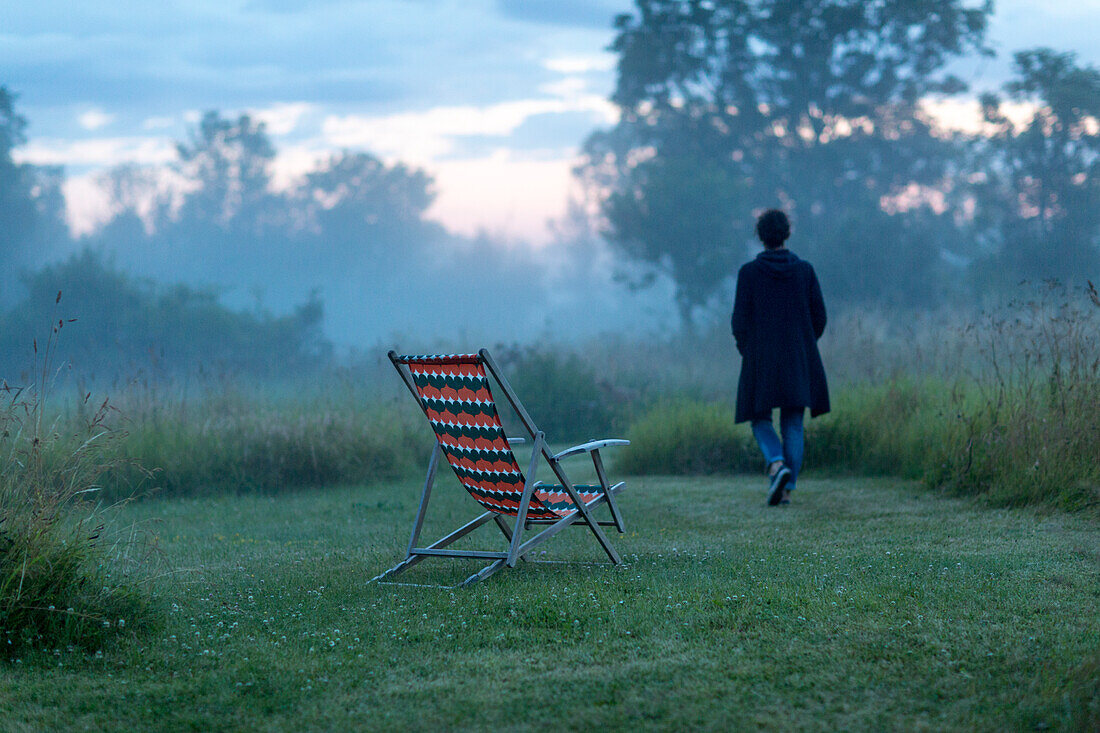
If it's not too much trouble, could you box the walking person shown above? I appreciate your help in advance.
[731,210,830,506]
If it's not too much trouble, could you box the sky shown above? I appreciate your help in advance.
[6,0,1100,246]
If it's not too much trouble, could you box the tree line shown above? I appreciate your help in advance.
[2,0,1099,352]
[0,96,634,379]
[0,98,441,379]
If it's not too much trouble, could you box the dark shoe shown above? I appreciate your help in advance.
[767,466,791,506]
[779,488,791,505]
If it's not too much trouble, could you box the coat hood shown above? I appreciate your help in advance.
[754,249,800,279]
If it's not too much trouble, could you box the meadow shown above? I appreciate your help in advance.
[1,476,1097,730]
[1,286,1098,729]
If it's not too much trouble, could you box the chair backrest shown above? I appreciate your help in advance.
[390,353,560,520]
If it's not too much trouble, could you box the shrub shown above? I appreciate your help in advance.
[617,401,758,475]
[806,379,959,479]
[0,250,331,383]
[491,345,619,441]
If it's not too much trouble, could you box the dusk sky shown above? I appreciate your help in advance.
[6,0,1100,245]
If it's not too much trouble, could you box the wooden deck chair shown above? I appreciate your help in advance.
[372,349,629,587]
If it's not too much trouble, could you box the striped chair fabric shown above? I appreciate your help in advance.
[396,353,601,519]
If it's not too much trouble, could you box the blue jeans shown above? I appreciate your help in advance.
[751,408,804,490]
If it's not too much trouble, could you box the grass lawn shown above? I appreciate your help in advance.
[1,475,1097,731]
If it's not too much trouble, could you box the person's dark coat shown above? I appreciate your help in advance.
[731,248,829,423]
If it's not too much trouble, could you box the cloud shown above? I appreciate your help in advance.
[251,102,316,135]
[268,144,330,190]
[78,108,115,131]
[543,54,617,74]
[496,0,631,29]
[15,136,177,167]
[920,98,1037,135]
[62,174,114,236]
[321,95,617,163]
[454,110,616,158]
[142,116,176,131]
[242,0,353,13]
[539,77,591,99]
[428,148,582,245]
[4,0,628,139]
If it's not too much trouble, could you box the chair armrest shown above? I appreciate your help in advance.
[552,439,629,460]
[508,437,526,445]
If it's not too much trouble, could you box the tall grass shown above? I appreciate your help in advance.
[101,381,426,499]
[928,283,1100,510]
[616,382,960,481]
[617,283,1100,512]
[1,318,152,658]
[17,282,1097,512]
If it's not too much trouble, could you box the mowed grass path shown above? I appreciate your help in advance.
[2,475,1097,731]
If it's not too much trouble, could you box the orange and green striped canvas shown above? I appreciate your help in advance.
[396,354,600,519]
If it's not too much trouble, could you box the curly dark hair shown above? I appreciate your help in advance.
[755,209,791,249]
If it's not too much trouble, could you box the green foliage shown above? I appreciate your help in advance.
[622,377,1097,512]
[971,49,1100,294]
[0,87,67,297]
[617,384,954,479]
[492,345,619,441]
[0,250,331,381]
[84,111,443,314]
[599,151,750,326]
[172,111,277,235]
[302,151,436,236]
[617,400,757,475]
[806,379,960,479]
[927,287,1100,511]
[617,286,1100,513]
[581,0,993,317]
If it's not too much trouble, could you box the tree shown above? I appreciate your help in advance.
[86,114,448,341]
[593,144,750,326]
[971,49,1100,291]
[84,164,162,255]
[128,110,297,290]
[0,249,331,381]
[297,151,438,259]
[0,86,68,300]
[579,0,992,323]
[172,111,278,234]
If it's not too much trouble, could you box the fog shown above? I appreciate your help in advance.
[2,0,1098,383]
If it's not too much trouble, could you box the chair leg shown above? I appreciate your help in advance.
[461,559,507,586]
[547,458,622,564]
[406,443,442,557]
[373,510,499,582]
[591,449,626,533]
[507,433,543,567]
[370,443,442,583]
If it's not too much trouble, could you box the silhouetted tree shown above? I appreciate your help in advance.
[83,164,162,256]
[0,86,68,301]
[85,110,306,296]
[970,49,1100,292]
[0,250,331,381]
[172,111,278,234]
[579,0,992,323]
[296,151,440,266]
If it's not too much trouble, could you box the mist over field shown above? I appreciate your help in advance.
[2,0,1098,385]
